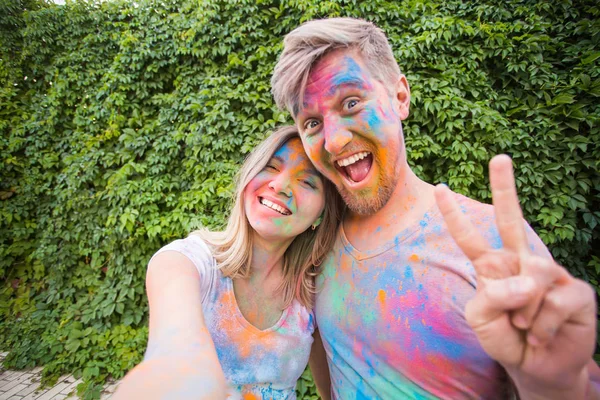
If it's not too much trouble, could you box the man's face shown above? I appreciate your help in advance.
[295,49,410,216]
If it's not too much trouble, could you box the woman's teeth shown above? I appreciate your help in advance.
[260,198,290,215]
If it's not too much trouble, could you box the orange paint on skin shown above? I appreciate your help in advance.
[409,254,420,262]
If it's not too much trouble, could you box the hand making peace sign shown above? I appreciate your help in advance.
[434,155,597,399]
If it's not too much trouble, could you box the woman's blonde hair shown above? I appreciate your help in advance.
[192,125,343,309]
[271,17,401,117]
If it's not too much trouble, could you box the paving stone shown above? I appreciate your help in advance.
[15,381,41,397]
[59,378,82,396]
[103,383,119,394]
[32,381,70,400]
[0,383,28,400]
[21,388,50,400]
[0,381,21,394]
[0,372,20,382]
[0,364,121,400]
[11,372,30,382]
[0,374,36,393]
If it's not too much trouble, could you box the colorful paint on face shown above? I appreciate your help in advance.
[296,49,407,216]
[314,194,552,399]
[243,138,325,242]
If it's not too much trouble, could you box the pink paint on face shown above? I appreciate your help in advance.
[295,49,411,216]
[243,138,325,243]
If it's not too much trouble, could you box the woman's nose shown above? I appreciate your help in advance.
[268,175,292,197]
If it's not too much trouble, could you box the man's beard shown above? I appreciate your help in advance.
[337,158,399,216]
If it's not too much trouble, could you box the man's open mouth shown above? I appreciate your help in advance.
[335,151,373,183]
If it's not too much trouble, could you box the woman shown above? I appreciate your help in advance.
[113,126,342,399]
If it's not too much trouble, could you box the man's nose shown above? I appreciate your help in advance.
[323,117,353,156]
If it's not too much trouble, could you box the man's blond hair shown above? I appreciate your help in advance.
[271,17,401,117]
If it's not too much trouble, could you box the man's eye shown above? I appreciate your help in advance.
[265,164,278,171]
[345,99,359,110]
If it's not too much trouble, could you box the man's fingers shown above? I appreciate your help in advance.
[489,155,529,256]
[527,279,596,348]
[466,275,537,329]
[473,250,519,280]
[511,255,571,330]
[434,184,490,261]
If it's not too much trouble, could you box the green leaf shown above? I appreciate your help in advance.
[581,52,600,65]
[551,93,575,105]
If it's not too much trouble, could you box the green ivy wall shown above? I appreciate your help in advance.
[1,0,598,398]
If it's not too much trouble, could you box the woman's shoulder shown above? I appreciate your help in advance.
[150,235,217,278]
[156,234,213,259]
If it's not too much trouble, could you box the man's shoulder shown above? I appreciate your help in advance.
[446,191,549,257]
[451,191,496,225]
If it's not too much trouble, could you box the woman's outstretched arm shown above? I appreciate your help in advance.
[112,251,227,400]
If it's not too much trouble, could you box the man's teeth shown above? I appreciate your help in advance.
[337,151,370,167]
[260,198,290,215]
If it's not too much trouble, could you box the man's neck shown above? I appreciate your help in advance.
[344,166,435,252]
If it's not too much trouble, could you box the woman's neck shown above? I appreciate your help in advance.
[247,235,291,284]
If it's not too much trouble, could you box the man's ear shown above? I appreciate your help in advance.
[395,75,411,120]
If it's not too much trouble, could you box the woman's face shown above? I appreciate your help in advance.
[243,138,326,243]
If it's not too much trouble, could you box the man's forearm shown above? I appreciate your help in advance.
[511,366,589,400]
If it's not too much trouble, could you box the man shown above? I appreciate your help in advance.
[271,17,599,399]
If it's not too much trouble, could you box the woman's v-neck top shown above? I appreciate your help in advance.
[149,235,315,399]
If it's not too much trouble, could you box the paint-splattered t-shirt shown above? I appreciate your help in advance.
[315,194,551,399]
[152,235,315,399]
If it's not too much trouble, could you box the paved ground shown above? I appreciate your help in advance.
[0,353,119,400]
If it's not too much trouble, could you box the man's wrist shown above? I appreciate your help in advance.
[508,366,588,400]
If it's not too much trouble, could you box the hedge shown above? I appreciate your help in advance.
[1,0,598,398]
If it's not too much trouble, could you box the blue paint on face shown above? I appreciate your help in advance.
[329,57,368,91]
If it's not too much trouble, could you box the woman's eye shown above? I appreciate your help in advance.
[304,119,320,131]
[265,164,278,171]
[303,180,316,189]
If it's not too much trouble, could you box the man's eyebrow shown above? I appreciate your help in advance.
[329,76,368,93]
[299,77,367,114]
[270,155,284,164]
